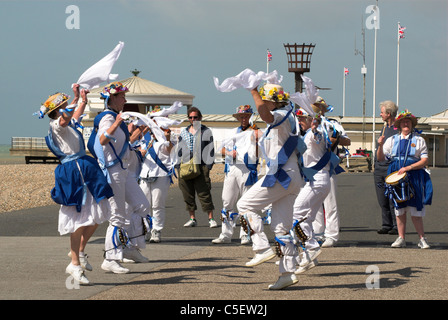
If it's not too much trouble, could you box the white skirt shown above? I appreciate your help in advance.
[58,188,112,235]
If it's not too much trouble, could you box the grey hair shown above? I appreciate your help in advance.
[379,100,398,118]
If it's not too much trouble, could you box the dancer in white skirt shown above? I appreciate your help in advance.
[236,84,304,290]
[88,81,151,274]
[39,84,113,285]
[212,105,261,245]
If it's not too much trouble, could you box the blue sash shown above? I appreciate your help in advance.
[243,152,258,186]
[224,126,259,186]
[262,134,298,189]
[87,110,130,182]
[261,106,298,189]
[147,145,176,184]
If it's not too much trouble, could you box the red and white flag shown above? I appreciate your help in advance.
[398,23,406,39]
[344,67,349,76]
[267,49,272,62]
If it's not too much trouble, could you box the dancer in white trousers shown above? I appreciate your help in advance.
[89,82,150,274]
[293,98,337,274]
[139,125,174,243]
[212,105,261,245]
[312,110,351,248]
[122,123,151,261]
[237,84,303,290]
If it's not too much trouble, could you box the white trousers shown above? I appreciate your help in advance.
[139,176,171,231]
[220,165,251,240]
[293,170,331,251]
[237,166,303,273]
[104,165,150,260]
[312,175,340,241]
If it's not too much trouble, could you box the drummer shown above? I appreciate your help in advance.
[377,110,433,249]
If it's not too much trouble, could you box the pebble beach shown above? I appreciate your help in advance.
[0,163,226,214]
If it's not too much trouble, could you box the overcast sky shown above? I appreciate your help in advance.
[0,0,446,144]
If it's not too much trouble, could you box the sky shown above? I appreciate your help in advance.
[0,0,447,144]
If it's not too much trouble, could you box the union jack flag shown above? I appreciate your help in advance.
[398,23,406,39]
[267,49,272,62]
[344,67,349,76]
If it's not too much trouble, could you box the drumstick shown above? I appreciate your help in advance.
[381,122,386,136]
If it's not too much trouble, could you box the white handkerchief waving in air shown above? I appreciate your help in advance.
[289,75,319,117]
[214,68,283,92]
[75,41,125,90]
[149,101,183,118]
[121,111,167,143]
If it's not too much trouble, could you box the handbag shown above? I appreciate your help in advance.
[179,158,201,180]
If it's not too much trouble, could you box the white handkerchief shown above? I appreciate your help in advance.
[152,117,183,130]
[289,75,319,116]
[214,68,283,92]
[75,41,125,90]
[149,101,183,117]
[121,111,166,142]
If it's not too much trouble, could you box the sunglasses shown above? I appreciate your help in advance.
[188,116,199,120]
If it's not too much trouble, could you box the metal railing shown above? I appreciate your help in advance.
[10,137,48,150]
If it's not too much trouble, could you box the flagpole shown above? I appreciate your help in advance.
[372,4,378,155]
[266,49,269,73]
[343,68,346,117]
[396,22,400,106]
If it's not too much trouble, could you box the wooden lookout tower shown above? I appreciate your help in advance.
[283,43,316,93]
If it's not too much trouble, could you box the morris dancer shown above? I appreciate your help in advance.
[312,99,351,248]
[121,122,150,261]
[293,97,339,274]
[38,84,113,285]
[212,105,261,245]
[139,118,175,243]
[88,81,150,274]
[377,110,432,249]
[236,84,303,290]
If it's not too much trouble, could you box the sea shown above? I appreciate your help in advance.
[0,144,25,165]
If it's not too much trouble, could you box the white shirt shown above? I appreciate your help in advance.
[97,113,130,168]
[262,107,298,173]
[383,132,428,159]
[49,116,81,155]
[223,127,258,167]
[302,128,330,171]
[140,140,173,178]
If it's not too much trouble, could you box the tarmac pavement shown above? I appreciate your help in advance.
[0,168,447,304]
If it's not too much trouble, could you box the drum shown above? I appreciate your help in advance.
[385,171,414,205]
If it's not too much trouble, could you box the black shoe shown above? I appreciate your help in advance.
[377,228,391,234]
[388,228,398,235]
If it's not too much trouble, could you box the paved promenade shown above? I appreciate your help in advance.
[0,168,447,304]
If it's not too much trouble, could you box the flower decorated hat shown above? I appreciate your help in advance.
[312,96,330,114]
[395,109,418,128]
[100,81,129,99]
[259,84,290,104]
[233,104,254,118]
[295,107,311,118]
[35,92,70,118]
